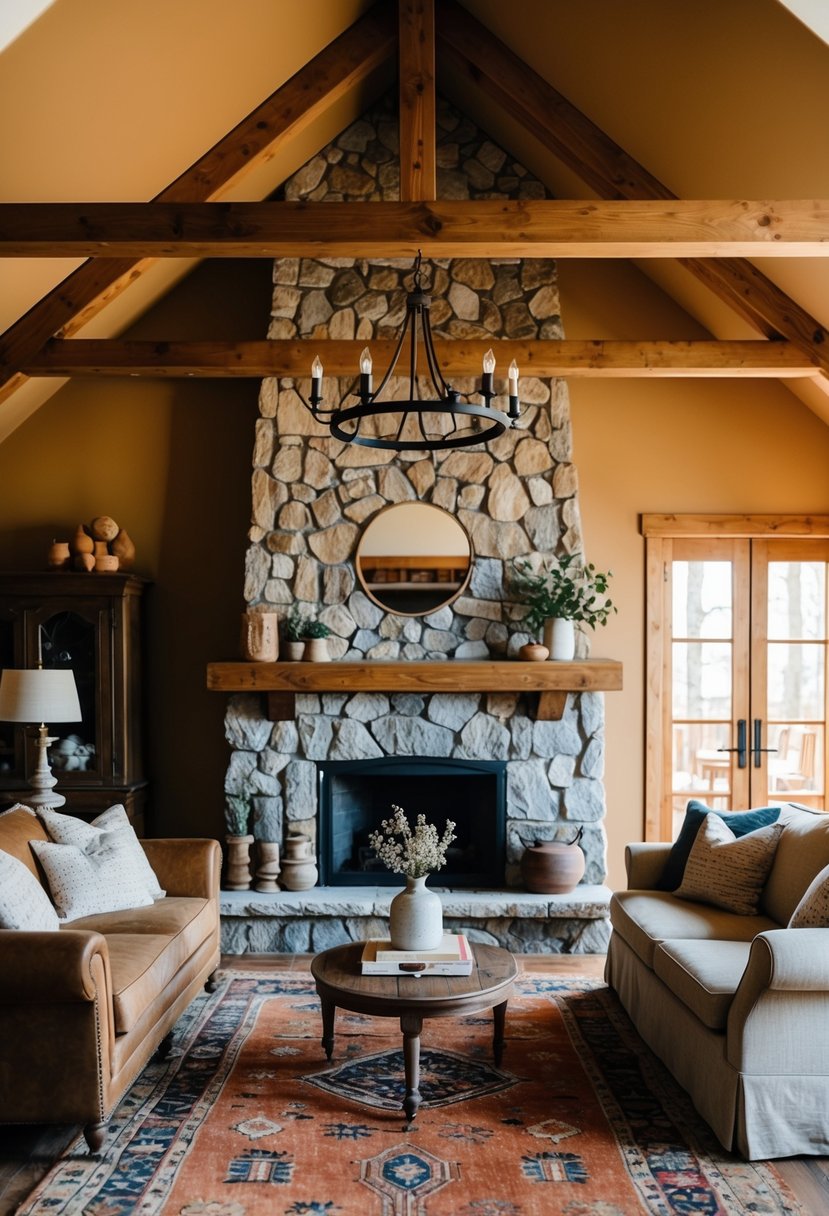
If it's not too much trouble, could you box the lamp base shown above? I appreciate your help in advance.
[23,726,67,810]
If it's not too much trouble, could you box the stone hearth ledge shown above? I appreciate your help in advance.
[220,884,612,955]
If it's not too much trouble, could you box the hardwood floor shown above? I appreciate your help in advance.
[2,953,827,1215]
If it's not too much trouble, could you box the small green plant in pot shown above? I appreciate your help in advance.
[302,615,331,662]
[512,553,615,660]
[223,796,253,890]
[283,604,309,660]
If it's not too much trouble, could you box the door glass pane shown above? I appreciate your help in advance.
[673,561,732,637]
[672,642,732,718]
[672,723,733,796]
[769,723,823,798]
[768,562,826,640]
[767,643,825,720]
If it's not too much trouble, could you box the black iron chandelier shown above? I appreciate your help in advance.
[298,253,523,451]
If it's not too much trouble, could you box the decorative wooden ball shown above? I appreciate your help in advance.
[90,516,119,542]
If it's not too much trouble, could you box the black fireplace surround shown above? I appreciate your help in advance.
[317,757,507,887]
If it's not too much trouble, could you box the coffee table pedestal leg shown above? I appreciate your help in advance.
[400,1012,423,1129]
[493,1000,508,1066]
[320,997,336,1061]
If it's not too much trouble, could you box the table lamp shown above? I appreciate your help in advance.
[0,667,82,809]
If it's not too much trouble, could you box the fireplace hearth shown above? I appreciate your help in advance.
[317,757,506,887]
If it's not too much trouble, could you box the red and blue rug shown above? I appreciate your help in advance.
[18,970,803,1215]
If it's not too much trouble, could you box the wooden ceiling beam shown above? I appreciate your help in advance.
[436,0,829,365]
[2,199,827,258]
[0,4,397,401]
[398,0,436,201]
[23,338,816,379]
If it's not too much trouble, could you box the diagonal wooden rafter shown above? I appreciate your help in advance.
[22,338,818,379]
[398,0,436,201]
[0,4,397,403]
[436,0,829,377]
[2,199,827,258]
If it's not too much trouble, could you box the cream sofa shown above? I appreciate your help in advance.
[606,803,829,1160]
[0,805,221,1151]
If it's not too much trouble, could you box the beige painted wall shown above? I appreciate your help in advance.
[1,257,828,892]
[558,261,829,886]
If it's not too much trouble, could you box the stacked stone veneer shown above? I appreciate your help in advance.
[222,97,610,954]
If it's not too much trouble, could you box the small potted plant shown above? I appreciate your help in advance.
[302,616,331,662]
[369,804,456,950]
[512,552,615,660]
[223,795,254,890]
[283,604,308,661]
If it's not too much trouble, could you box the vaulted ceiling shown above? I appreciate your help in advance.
[2,0,829,443]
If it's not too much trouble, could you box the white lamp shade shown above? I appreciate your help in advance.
[0,668,82,725]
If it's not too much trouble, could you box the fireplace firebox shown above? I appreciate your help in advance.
[317,757,507,887]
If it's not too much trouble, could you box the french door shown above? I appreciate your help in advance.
[645,517,829,841]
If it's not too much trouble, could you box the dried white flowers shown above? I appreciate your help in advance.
[369,804,457,879]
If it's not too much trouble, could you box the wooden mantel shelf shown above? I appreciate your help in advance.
[206,659,623,721]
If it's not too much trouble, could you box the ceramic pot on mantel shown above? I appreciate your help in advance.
[520,828,585,894]
[224,834,254,891]
[389,875,444,951]
[279,833,319,891]
[543,617,576,661]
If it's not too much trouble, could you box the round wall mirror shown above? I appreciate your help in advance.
[355,502,473,617]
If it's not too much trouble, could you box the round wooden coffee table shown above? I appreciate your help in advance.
[310,941,518,1128]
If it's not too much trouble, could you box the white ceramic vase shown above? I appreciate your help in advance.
[543,617,576,661]
[389,875,443,951]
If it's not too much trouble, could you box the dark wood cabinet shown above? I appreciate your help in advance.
[0,573,148,832]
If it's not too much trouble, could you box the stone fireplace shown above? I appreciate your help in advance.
[220,96,612,955]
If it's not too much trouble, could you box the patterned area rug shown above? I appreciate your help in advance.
[17,971,804,1216]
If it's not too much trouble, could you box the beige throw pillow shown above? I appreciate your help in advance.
[675,813,784,916]
[0,849,60,930]
[789,863,829,928]
[38,804,164,899]
[31,830,156,922]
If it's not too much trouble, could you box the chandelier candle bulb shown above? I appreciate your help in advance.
[509,359,520,418]
[310,356,323,406]
[482,347,495,402]
[359,346,373,398]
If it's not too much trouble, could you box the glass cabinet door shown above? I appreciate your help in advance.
[35,607,107,782]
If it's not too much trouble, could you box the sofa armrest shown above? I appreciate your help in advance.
[625,842,672,889]
[0,929,108,1003]
[140,838,222,899]
[727,928,829,1073]
[737,928,829,994]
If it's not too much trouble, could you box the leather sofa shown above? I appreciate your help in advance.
[0,805,221,1151]
[606,803,829,1159]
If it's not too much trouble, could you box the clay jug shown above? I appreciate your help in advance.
[279,833,318,891]
[520,828,585,894]
[47,541,71,569]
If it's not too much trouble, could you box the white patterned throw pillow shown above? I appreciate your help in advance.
[38,804,164,899]
[789,863,829,928]
[675,812,784,916]
[0,850,60,930]
[30,829,156,922]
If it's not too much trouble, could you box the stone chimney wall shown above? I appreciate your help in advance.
[223,97,608,888]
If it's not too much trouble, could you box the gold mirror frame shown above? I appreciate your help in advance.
[355,502,474,618]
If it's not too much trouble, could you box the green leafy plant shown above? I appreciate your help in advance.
[303,617,330,640]
[224,795,251,837]
[513,553,616,634]
[284,604,309,642]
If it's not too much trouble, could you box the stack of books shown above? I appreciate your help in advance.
[360,933,473,976]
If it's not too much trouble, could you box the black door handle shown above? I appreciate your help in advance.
[717,718,747,768]
[751,718,778,767]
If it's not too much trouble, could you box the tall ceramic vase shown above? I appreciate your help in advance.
[543,617,576,661]
[389,875,443,951]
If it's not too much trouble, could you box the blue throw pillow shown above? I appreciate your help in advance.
[656,799,782,891]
